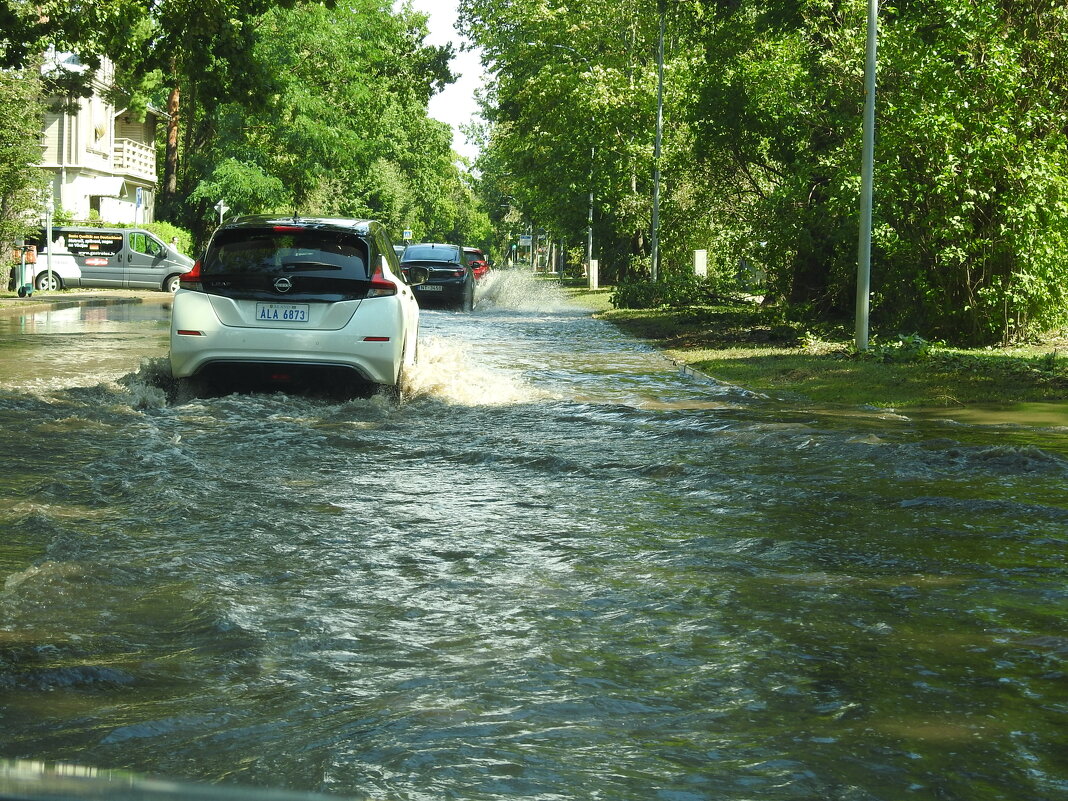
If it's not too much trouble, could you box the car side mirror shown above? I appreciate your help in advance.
[405,266,430,286]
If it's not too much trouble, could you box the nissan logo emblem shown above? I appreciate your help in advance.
[273,277,293,293]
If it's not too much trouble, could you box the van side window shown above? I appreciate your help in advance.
[130,232,165,258]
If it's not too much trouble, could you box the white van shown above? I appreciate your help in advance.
[28,227,195,293]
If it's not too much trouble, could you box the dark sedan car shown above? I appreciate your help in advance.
[400,243,474,312]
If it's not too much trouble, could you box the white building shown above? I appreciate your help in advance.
[39,53,160,224]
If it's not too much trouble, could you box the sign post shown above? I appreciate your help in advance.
[44,183,54,292]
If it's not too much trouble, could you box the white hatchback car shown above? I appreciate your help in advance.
[170,216,427,396]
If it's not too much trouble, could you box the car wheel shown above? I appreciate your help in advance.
[389,347,411,403]
[164,274,181,293]
[34,271,61,291]
[460,281,474,312]
[174,374,209,403]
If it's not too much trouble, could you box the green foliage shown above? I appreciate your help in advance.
[140,222,193,256]
[610,272,731,310]
[469,0,1068,346]
[187,158,288,223]
[166,0,473,247]
[0,62,47,253]
[854,333,939,364]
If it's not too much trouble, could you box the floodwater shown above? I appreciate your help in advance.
[0,274,1065,801]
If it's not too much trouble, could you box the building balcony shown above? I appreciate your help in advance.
[113,138,156,182]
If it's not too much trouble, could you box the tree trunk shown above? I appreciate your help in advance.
[164,84,180,200]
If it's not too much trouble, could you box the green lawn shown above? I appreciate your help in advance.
[563,287,1068,408]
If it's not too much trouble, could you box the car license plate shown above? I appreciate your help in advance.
[256,303,309,322]
[417,285,442,292]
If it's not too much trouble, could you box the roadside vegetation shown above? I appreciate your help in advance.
[0,0,491,256]
[466,0,1068,348]
[563,283,1068,409]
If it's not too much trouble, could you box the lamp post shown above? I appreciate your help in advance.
[855,0,879,351]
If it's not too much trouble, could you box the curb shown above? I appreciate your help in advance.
[0,293,159,317]
[670,357,770,399]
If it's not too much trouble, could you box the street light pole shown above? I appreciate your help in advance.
[587,146,594,275]
[855,0,879,351]
[650,1,666,283]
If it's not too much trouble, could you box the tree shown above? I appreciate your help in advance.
[683,0,1068,342]
[172,0,472,247]
[0,61,47,286]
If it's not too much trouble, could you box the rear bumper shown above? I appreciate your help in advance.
[169,291,405,385]
[413,280,465,305]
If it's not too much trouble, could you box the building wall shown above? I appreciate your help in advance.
[38,54,159,225]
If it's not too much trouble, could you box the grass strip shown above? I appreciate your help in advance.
[563,287,1068,408]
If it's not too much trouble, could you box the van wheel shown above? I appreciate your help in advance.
[164,274,181,293]
[35,272,61,291]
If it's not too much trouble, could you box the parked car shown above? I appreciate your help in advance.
[399,243,475,311]
[170,216,428,395]
[462,247,491,281]
[26,226,194,292]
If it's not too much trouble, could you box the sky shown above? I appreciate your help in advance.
[404,0,484,164]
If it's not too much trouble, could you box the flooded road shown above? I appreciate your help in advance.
[1,275,1066,801]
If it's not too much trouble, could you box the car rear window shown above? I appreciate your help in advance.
[462,250,485,265]
[403,245,460,263]
[204,229,369,279]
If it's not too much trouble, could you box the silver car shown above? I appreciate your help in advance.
[170,216,428,396]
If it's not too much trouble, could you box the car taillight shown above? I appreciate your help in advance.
[179,260,204,292]
[367,264,397,298]
[453,269,464,277]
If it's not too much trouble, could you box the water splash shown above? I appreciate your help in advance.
[403,336,548,406]
[477,270,573,313]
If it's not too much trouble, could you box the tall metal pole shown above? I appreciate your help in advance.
[586,147,594,273]
[45,181,55,292]
[855,0,879,351]
[650,2,666,283]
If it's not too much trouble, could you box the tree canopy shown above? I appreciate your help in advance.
[462,0,1068,344]
[2,0,490,252]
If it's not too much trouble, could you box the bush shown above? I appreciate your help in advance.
[855,333,939,363]
[141,221,194,257]
[610,272,732,309]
